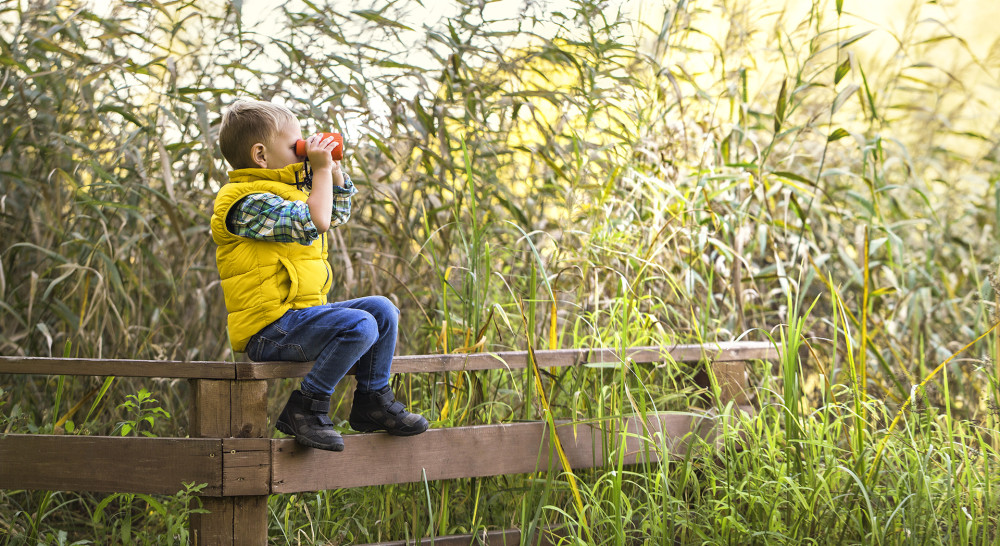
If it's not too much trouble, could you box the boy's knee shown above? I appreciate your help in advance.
[352,313,380,346]
[368,296,399,327]
[372,296,398,317]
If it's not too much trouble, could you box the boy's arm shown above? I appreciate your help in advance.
[225,173,356,245]
[303,134,340,233]
[226,193,319,245]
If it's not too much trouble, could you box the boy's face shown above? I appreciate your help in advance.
[253,118,303,170]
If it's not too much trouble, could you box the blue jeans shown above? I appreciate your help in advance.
[245,296,398,395]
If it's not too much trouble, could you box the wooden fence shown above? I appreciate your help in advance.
[0,341,777,545]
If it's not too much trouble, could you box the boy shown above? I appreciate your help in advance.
[210,100,428,451]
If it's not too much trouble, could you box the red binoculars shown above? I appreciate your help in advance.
[295,132,344,161]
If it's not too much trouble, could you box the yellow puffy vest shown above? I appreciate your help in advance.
[210,163,332,352]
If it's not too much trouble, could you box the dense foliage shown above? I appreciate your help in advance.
[2,0,1000,543]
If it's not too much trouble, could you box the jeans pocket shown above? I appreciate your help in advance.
[247,337,258,361]
[255,336,307,362]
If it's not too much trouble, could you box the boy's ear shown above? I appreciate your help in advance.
[251,143,267,168]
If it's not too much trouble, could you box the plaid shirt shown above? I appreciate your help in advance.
[226,173,357,245]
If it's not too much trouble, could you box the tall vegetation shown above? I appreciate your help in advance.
[2,0,999,543]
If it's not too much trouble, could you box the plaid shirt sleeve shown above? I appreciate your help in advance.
[226,173,358,245]
[331,172,357,228]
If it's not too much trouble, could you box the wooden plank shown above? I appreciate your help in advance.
[0,356,237,378]
[238,341,778,379]
[231,380,269,438]
[272,413,713,493]
[0,342,776,380]
[222,438,270,496]
[0,435,222,495]
[190,498,233,546]
[189,496,269,544]
[712,361,753,405]
[190,379,269,440]
[190,380,232,439]
[694,361,755,408]
[232,496,269,543]
[235,360,309,380]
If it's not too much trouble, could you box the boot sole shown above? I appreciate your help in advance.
[276,420,345,452]
[349,421,428,436]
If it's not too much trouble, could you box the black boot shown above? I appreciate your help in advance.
[349,385,429,436]
[276,389,345,451]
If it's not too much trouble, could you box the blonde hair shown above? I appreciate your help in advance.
[218,100,297,169]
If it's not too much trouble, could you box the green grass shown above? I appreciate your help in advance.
[2,0,1000,543]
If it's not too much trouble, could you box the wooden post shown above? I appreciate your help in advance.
[694,361,753,406]
[189,379,269,545]
[711,360,753,407]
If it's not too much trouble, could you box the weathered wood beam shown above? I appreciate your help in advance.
[271,413,715,493]
[241,342,777,379]
[0,435,223,495]
[0,341,777,380]
[0,357,239,379]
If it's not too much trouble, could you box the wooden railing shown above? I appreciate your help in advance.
[0,342,777,545]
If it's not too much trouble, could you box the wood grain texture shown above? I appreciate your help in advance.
[238,341,778,379]
[711,361,753,405]
[190,497,233,546]
[232,496,269,543]
[0,356,237,378]
[230,380,269,438]
[0,435,222,495]
[271,413,714,493]
[188,379,270,545]
[0,342,776,379]
[222,438,270,496]
[189,380,269,440]
[190,380,231,439]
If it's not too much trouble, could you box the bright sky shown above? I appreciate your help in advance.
[77,0,999,142]
[232,0,1000,83]
[215,0,999,154]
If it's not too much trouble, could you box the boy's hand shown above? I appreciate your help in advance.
[304,134,346,232]
[304,133,341,175]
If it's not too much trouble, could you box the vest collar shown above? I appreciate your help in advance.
[228,162,305,185]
